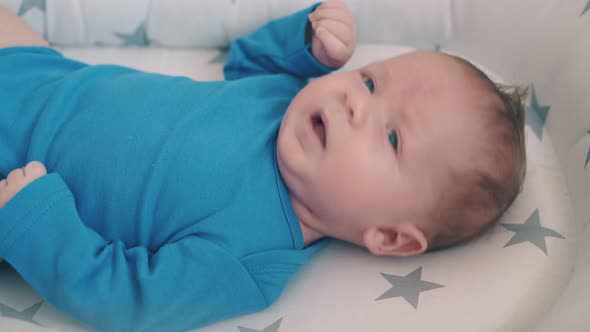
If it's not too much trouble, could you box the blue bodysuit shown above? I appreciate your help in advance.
[0,4,332,331]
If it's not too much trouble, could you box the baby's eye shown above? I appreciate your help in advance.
[364,77,375,94]
[388,129,398,150]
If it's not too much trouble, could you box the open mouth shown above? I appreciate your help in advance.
[310,112,327,149]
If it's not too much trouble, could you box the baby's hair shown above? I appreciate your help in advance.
[426,54,528,251]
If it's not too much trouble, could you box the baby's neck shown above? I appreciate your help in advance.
[288,194,325,247]
[299,221,325,247]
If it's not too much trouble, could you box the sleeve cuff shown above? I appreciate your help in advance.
[0,173,72,256]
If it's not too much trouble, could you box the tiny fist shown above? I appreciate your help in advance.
[0,161,47,208]
[310,1,357,68]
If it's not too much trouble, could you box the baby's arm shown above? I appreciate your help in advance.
[223,1,356,80]
[0,5,48,48]
[0,165,267,331]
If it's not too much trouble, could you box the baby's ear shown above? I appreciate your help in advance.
[362,223,428,256]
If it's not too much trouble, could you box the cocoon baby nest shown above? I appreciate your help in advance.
[0,0,588,332]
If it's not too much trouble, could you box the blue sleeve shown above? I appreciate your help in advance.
[223,3,337,80]
[0,174,267,332]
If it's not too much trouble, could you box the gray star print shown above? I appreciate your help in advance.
[585,130,590,168]
[525,85,550,141]
[375,267,444,309]
[18,0,45,16]
[502,209,565,255]
[0,301,43,325]
[582,1,590,16]
[238,318,283,332]
[115,22,148,46]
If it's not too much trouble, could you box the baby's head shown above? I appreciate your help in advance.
[276,51,526,255]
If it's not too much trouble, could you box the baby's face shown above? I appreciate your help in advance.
[276,51,493,247]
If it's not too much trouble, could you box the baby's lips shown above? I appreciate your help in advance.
[310,111,327,149]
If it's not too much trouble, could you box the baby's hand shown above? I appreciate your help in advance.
[0,161,47,208]
[309,0,357,68]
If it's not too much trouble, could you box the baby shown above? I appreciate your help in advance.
[0,1,526,331]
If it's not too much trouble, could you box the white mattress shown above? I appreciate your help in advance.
[0,44,577,332]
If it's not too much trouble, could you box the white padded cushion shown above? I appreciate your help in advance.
[18,0,451,49]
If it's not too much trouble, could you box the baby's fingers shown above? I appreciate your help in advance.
[309,0,356,68]
[314,26,348,61]
[309,7,355,26]
[311,19,353,47]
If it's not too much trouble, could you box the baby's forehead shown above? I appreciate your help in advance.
[367,52,498,112]
[368,52,482,88]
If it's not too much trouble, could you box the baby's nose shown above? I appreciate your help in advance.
[345,94,368,129]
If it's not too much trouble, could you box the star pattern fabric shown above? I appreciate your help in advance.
[115,22,148,46]
[502,209,565,255]
[375,267,444,309]
[582,1,590,16]
[0,301,43,325]
[17,0,45,16]
[585,130,590,168]
[238,318,283,332]
[525,85,550,141]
